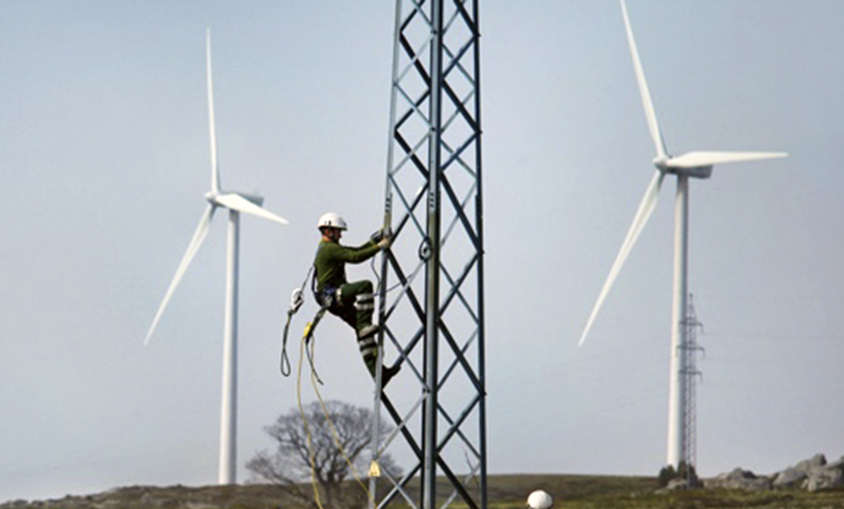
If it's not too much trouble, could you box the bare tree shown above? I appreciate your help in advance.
[247,400,402,509]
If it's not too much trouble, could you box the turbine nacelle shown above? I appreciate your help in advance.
[655,155,714,180]
[674,165,713,179]
[661,159,713,179]
[236,192,264,207]
[205,190,265,208]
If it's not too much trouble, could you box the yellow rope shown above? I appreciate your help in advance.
[309,348,376,506]
[296,320,377,508]
[297,327,324,509]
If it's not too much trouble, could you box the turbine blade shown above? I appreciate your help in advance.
[621,0,667,159]
[579,170,665,347]
[215,193,289,225]
[667,151,789,169]
[145,205,216,345]
[206,28,221,194]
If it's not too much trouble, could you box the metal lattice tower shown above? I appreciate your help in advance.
[369,1,485,508]
[680,294,704,473]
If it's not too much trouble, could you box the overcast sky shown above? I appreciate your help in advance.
[2,0,843,503]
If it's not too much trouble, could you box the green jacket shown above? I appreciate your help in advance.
[314,239,381,293]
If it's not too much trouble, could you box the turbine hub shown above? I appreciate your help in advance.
[653,155,670,172]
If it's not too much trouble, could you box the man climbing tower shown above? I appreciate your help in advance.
[313,212,400,387]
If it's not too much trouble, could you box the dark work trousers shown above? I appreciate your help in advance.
[328,279,378,374]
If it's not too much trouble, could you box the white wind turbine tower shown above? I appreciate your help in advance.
[578,0,787,469]
[144,29,288,485]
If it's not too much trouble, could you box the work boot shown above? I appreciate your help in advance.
[380,363,401,388]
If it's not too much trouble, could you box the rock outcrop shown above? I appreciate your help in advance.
[705,453,844,493]
[703,467,772,491]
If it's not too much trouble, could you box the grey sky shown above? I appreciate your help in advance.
[1,0,842,502]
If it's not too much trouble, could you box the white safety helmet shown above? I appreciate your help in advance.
[317,212,347,231]
[527,490,553,509]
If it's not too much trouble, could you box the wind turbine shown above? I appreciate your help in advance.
[145,29,288,485]
[578,0,787,469]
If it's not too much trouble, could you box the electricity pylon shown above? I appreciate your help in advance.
[680,294,704,476]
[369,1,485,508]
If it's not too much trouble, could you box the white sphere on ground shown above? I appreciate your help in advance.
[527,489,553,509]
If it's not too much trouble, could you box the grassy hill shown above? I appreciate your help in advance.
[4,474,844,509]
[487,474,844,508]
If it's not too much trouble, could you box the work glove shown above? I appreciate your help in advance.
[371,227,392,247]
[369,228,393,244]
[370,227,389,243]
